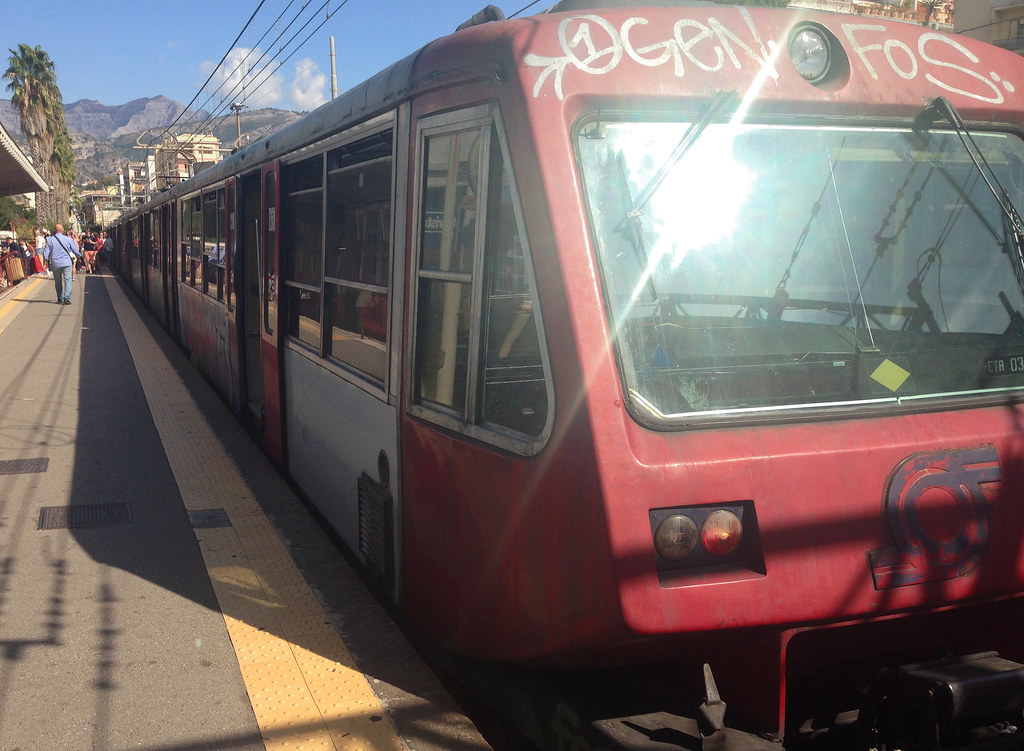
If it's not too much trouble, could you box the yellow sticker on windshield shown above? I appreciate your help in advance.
[871,359,910,392]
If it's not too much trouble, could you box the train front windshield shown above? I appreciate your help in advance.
[577,118,1024,424]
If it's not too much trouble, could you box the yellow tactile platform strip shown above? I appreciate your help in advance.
[0,276,46,334]
[104,275,405,751]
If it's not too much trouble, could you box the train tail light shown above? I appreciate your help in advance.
[701,510,743,556]
[650,503,765,583]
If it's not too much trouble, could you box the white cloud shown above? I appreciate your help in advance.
[289,58,327,112]
[200,47,285,110]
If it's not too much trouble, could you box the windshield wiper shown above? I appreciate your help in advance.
[917,96,1024,292]
[626,90,738,219]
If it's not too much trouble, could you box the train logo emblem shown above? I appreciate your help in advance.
[868,447,1001,589]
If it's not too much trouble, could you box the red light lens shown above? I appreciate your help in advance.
[701,510,743,556]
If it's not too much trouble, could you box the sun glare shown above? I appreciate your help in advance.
[622,124,755,305]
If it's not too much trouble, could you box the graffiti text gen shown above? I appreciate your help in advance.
[524,10,778,101]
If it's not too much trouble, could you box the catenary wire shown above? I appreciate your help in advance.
[163,1,348,163]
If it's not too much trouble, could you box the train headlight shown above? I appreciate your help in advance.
[654,514,699,562]
[701,510,743,556]
[789,26,831,84]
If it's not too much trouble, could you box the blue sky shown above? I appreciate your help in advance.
[2,0,528,113]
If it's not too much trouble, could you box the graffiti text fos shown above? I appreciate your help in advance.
[842,24,1015,104]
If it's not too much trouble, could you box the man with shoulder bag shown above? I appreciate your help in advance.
[43,224,82,305]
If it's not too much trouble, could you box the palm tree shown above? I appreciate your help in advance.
[3,44,74,225]
[50,125,77,223]
[919,0,947,26]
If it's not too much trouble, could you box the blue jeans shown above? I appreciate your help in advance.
[53,264,73,302]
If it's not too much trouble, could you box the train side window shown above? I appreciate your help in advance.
[414,129,478,411]
[150,209,161,271]
[412,107,551,451]
[323,138,392,384]
[202,189,226,301]
[179,199,190,283]
[480,158,547,437]
[282,153,324,349]
[141,213,151,270]
[217,188,226,301]
[190,196,202,287]
[126,221,135,264]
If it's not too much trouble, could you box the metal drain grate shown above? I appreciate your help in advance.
[0,458,49,475]
[188,509,232,529]
[38,503,132,530]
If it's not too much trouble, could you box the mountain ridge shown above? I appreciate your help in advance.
[0,96,299,184]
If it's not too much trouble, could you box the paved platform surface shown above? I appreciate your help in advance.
[0,271,491,751]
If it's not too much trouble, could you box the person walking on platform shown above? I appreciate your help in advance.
[34,227,48,275]
[44,224,82,305]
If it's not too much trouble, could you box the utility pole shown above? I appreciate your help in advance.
[330,37,338,100]
[230,102,247,149]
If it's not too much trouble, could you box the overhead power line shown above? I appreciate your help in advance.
[148,0,269,149]
[153,0,350,171]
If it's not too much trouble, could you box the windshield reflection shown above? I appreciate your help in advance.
[577,120,1024,422]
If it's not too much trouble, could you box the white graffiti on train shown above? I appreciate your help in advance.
[842,25,1015,104]
[525,13,1016,105]
[523,10,779,101]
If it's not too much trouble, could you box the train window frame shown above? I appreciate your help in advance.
[278,116,398,396]
[187,193,202,288]
[200,188,227,303]
[282,153,325,351]
[409,104,554,455]
[323,151,393,385]
[149,208,161,272]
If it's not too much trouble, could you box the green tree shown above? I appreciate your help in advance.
[0,196,32,235]
[50,128,76,221]
[3,44,75,225]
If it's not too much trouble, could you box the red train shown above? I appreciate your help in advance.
[111,1,1024,748]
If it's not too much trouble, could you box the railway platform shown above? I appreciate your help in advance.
[0,270,492,751]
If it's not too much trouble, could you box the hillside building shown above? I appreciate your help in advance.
[120,159,153,206]
[153,135,225,191]
[81,186,122,229]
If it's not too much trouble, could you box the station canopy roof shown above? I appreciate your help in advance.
[0,121,47,196]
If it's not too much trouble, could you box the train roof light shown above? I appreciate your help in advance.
[654,514,699,562]
[789,26,832,85]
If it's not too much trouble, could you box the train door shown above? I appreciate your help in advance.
[148,207,166,327]
[237,172,265,431]
[274,112,406,604]
[260,161,285,465]
[133,215,143,295]
[163,201,179,341]
[225,178,241,415]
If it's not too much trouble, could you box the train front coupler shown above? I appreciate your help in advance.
[866,652,1024,750]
